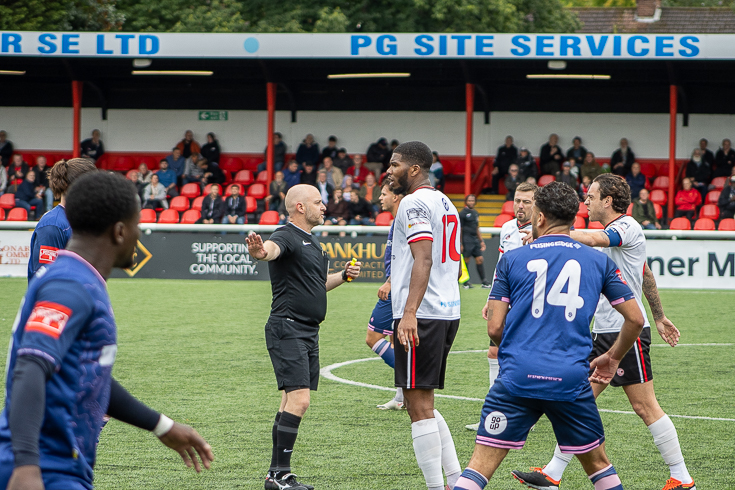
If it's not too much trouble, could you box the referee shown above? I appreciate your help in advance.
[246,184,361,490]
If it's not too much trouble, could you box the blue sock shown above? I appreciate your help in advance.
[454,468,487,490]
[371,338,394,368]
[589,464,623,490]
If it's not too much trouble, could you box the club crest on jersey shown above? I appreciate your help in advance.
[406,208,429,220]
[615,269,627,284]
[25,301,72,339]
[441,198,449,211]
[38,246,59,264]
[617,368,625,376]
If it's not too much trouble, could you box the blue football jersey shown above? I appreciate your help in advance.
[384,222,394,278]
[28,205,72,281]
[0,251,117,484]
[488,234,634,402]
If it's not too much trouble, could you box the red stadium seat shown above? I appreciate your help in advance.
[652,176,669,190]
[6,207,27,221]
[640,163,657,181]
[626,203,634,216]
[139,209,157,223]
[248,183,268,200]
[588,221,604,229]
[375,212,393,226]
[577,202,589,218]
[158,209,179,224]
[0,208,4,221]
[657,163,680,177]
[706,190,720,205]
[653,203,663,220]
[699,204,720,221]
[245,196,257,213]
[110,156,135,172]
[649,189,667,206]
[0,193,15,210]
[501,201,514,215]
[137,156,159,170]
[180,183,201,199]
[181,209,201,224]
[220,157,244,177]
[258,210,280,225]
[710,177,727,190]
[493,214,514,227]
[234,170,254,187]
[256,171,269,183]
[669,217,691,230]
[573,216,587,229]
[169,196,190,212]
[693,218,715,230]
[538,175,556,187]
[718,218,735,231]
[191,196,205,211]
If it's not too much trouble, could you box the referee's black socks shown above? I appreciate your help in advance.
[269,412,282,473]
[476,263,487,282]
[275,411,302,476]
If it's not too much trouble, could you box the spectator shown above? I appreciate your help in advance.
[504,164,522,201]
[155,159,179,198]
[359,172,381,212]
[347,155,370,186]
[685,148,711,201]
[341,174,358,200]
[127,169,144,202]
[674,177,701,223]
[611,137,635,176]
[14,170,45,220]
[515,147,537,182]
[295,134,320,167]
[714,138,735,178]
[699,138,715,167]
[137,163,153,186]
[579,152,601,182]
[323,188,350,236]
[348,189,375,225]
[80,129,105,162]
[366,137,390,175]
[204,157,226,186]
[491,135,518,194]
[258,132,287,173]
[222,184,246,224]
[429,151,444,191]
[525,176,537,185]
[625,162,647,199]
[142,174,169,210]
[198,184,225,224]
[300,162,317,186]
[0,164,6,195]
[539,133,564,175]
[314,170,334,205]
[184,153,207,185]
[717,175,735,219]
[321,135,339,162]
[266,171,287,212]
[283,160,301,189]
[333,148,353,173]
[165,147,186,182]
[388,139,399,167]
[632,188,661,230]
[0,130,13,167]
[200,132,221,165]
[556,161,578,189]
[565,136,587,167]
[320,157,343,189]
[32,156,54,212]
[579,175,592,201]
[6,154,29,193]
[176,130,201,160]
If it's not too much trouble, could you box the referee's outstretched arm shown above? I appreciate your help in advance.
[246,232,281,261]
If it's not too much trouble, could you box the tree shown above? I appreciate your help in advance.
[0,0,123,31]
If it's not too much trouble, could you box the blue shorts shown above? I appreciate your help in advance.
[475,379,605,454]
[0,462,91,490]
[368,296,394,335]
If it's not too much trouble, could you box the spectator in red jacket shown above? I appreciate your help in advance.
[674,177,701,224]
[347,155,370,185]
[176,130,201,161]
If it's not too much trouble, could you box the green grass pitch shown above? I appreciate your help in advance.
[0,278,732,489]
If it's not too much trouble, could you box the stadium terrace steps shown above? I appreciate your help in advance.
[447,194,506,229]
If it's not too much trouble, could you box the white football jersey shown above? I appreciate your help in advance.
[592,215,650,333]
[391,187,461,320]
[492,218,532,284]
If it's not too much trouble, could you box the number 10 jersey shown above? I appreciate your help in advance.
[391,186,461,321]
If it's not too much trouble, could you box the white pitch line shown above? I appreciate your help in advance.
[320,352,735,422]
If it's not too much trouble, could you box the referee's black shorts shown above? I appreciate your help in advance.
[394,318,460,390]
[265,316,320,391]
[462,238,483,259]
[589,327,653,387]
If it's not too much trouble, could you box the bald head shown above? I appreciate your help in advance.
[285,184,326,229]
[285,184,318,215]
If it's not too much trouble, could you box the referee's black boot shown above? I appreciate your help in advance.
[265,472,312,490]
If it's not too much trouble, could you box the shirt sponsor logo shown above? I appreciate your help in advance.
[406,208,429,220]
[408,221,428,228]
[527,374,562,382]
[440,300,461,307]
[483,411,507,435]
[38,246,59,264]
[530,241,574,249]
[25,301,72,339]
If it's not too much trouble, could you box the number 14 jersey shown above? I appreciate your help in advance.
[488,234,634,401]
[391,186,461,321]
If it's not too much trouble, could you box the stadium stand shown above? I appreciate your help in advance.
[650,189,667,206]
[699,204,720,221]
[706,190,721,204]
[169,196,190,213]
[258,210,280,225]
[6,208,27,221]
[158,209,180,224]
[669,217,692,230]
[234,170,254,187]
[710,177,727,190]
[181,209,201,224]
[192,196,205,211]
[718,218,735,231]
[180,183,201,199]
[0,194,15,210]
[139,209,157,223]
[652,176,669,190]
[693,218,715,230]
[247,183,268,200]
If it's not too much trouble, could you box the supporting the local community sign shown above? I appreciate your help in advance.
[0,32,730,60]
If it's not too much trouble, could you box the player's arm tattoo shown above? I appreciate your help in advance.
[642,262,665,322]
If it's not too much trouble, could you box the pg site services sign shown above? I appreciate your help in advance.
[1,32,732,60]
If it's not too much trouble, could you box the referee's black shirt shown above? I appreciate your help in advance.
[267,223,330,328]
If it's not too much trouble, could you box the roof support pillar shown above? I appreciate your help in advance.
[72,80,83,158]
[465,83,474,197]
[266,82,277,184]
[668,84,677,220]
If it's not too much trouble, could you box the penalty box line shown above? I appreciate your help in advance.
[320,347,735,423]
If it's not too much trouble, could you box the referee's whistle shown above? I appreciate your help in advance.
[346,257,357,282]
